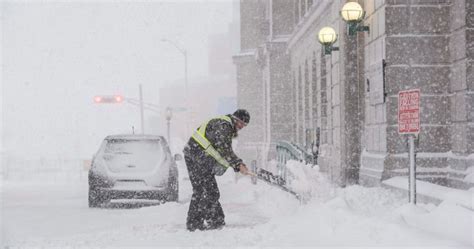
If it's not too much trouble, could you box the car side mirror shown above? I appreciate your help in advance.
[174,154,183,161]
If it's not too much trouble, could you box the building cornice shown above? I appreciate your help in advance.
[287,0,333,52]
[232,49,257,65]
[233,49,256,57]
[269,35,291,43]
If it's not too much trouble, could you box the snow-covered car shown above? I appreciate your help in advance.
[88,134,181,207]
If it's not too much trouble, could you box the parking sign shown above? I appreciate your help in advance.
[398,89,420,134]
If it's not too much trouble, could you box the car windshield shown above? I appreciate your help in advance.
[103,139,164,167]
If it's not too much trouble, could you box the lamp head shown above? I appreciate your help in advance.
[341,2,365,22]
[318,27,338,45]
[166,107,172,120]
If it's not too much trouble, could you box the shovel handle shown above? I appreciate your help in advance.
[243,171,257,177]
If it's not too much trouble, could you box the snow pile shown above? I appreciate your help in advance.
[383,177,474,246]
[263,159,278,172]
[464,166,474,183]
[397,202,474,246]
[384,176,474,210]
[285,160,333,201]
[219,169,300,220]
[3,159,473,248]
[333,185,407,218]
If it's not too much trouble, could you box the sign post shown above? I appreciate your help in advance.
[398,89,420,204]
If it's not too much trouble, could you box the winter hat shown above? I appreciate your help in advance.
[232,109,250,124]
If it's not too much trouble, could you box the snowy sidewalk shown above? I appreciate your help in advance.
[383,176,474,209]
[1,162,472,248]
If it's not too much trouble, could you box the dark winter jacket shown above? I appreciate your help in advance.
[184,115,243,174]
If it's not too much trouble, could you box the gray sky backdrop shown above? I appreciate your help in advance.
[1,0,235,159]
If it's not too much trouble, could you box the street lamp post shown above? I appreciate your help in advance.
[340,2,370,36]
[165,107,173,145]
[161,39,189,132]
[139,84,145,134]
[318,26,339,55]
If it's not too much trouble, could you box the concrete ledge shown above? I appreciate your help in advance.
[382,176,473,209]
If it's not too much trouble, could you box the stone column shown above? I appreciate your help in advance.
[384,0,451,184]
[447,0,474,189]
[340,18,366,186]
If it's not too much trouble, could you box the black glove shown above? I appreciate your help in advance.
[233,164,240,172]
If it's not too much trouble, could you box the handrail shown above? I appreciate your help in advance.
[248,141,317,203]
[274,140,316,187]
[250,160,301,201]
[276,141,314,165]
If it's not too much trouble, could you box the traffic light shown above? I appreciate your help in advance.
[93,95,124,104]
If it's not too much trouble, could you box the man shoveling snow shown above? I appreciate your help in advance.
[183,109,252,231]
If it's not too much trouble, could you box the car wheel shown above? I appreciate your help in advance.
[167,177,179,202]
[88,186,109,207]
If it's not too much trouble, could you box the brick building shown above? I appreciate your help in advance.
[234,0,473,189]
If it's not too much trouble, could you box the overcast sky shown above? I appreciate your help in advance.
[1,0,236,159]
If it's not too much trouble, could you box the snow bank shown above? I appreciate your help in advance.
[464,166,474,183]
[219,169,300,220]
[284,160,333,202]
[383,176,473,209]
[397,202,474,246]
[3,158,472,248]
[384,176,474,246]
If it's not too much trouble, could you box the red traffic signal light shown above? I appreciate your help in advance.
[93,95,124,104]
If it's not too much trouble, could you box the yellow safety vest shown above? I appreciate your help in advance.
[191,116,232,170]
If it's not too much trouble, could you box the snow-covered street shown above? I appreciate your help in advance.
[2,1,474,248]
[2,162,472,248]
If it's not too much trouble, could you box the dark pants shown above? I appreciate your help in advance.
[184,152,225,231]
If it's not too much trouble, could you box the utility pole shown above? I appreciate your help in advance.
[184,50,189,131]
[139,84,145,134]
[166,107,173,147]
[161,38,190,134]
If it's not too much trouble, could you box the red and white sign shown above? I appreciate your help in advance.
[398,89,420,134]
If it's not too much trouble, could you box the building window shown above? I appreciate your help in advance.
[304,59,310,125]
[312,52,317,125]
[292,71,298,142]
[320,49,327,144]
[301,0,306,17]
[294,0,300,25]
[298,65,303,145]
[263,79,268,143]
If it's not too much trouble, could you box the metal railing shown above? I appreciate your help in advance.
[276,141,314,183]
[249,141,317,202]
[251,160,301,201]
